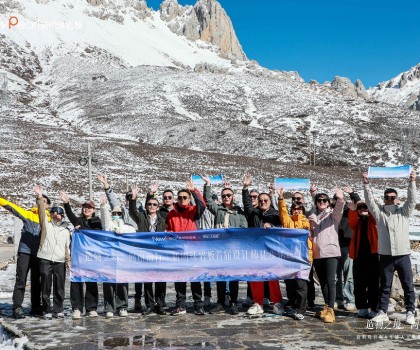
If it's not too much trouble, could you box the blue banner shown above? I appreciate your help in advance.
[70,228,310,283]
[368,164,411,179]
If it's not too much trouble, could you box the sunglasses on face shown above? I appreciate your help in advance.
[163,195,173,200]
[250,195,258,199]
[292,197,303,201]
[178,196,189,201]
[357,205,368,210]
[221,193,232,199]
[316,198,329,204]
[259,199,269,204]
[112,212,122,216]
[384,195,397,201]
[50,207,64,215]
[147,202,158,207]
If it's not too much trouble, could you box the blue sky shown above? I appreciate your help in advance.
[148,0,420,88]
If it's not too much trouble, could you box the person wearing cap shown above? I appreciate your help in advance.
[308,187,345,323]
[99,194,136,318]
[129,184,168,315]
[166,180,207,316]
[201,175,247,315]
[59,190,102,319]
[0,192,51,318]
[347,199,379,319]
[34,186,71,319]
[363,170,417,325]
[277,186,312,320]
[242,174,284,316]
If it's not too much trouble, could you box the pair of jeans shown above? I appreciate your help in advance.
[336,246,355,304]
[103,283,128,312]
[313,257,339,308]
[13,253,41,312]
[39,259,66,314]
[378,254,415,313]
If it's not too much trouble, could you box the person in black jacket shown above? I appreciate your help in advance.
[59,190,102,319]
[129,184,167,315]
[242,174,284,316]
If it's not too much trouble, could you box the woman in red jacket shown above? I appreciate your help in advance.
[348,201,379,319]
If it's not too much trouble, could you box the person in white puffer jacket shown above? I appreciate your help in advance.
[100,194,136,318]
[35,185,71,319]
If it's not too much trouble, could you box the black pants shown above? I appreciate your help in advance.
[174,282,203,309]
[313,257,339,308]
[39,259,66,315]
[216,281,238,304]
[353,253,380,311]
[378,254,415,313]
[307,265,315,305]
[13,253,41,312]
[103,283,128,312]
[70,281,98,312]
[285,279,308,314]
[134,283,143,300]
[143,282,167,308]
[204,282,212,297]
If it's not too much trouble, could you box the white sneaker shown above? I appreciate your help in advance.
[88,310,99,317]
[368,310,378,319]
[106,312,114,318]
[72,309,81,320]
[294,313,305,320]
[119,309,128,317]
[204,296,211,307]
[345,303,356,311]
[55,312,65,318]
[372,310,389,323]
[357,308,369,318]
[406,311,416,325]
[272,302,284,315]
[247,303,264,315]
[43,313,53,319]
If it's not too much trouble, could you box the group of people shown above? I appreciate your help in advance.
[0,170,417,325]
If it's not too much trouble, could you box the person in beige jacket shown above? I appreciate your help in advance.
[35,186,71,319]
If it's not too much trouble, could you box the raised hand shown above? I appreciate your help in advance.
[223,180,231,189]
[243,174,252,188]
[130,184,139,199]
[347,201,356,211]
[34,185,43,198]
[97,174,109,189]
[342,186,353,193]
[277,186,284,199]
[309,184,317,197]
[99,194,107,207]
[186,179,195,192]
[199,175,211,186]
[410,170,416,182]
[334,187,344,200]
[268,183,275,196]
[59,190,69,204]
[150,182,159,194]
[362,172,369,184]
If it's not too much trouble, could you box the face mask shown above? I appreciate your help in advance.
[112,216,122,221]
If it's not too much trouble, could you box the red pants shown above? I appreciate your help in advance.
[250,280,282,305]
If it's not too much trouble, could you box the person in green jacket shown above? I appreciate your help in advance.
[201,175,247,315]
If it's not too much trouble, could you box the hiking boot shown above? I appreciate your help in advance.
[230,303,239,315]
[323,307,335,323]
[372,310,389,323]
[154,305,166,315]
[72,309,81,320]
[134,299,142,311]
[210,303,225,314]
[119,309,128,317]
[273,302,284,315]
[170,307,186,316]
[315,305,328,320]
[194,307,205,316]
[247,303,264,315]
[13,307,25,319]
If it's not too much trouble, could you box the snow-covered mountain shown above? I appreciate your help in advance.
[368,63,420,111]
[0,0,419,208]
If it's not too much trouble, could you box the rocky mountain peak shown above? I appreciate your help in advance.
[330,76,368,99]
[160,0,247,61]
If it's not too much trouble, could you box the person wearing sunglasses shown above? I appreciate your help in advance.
[363,170,417,326]
[277,186,312,321]
[33,186,71,319]
[100,194,136,318]
[129,184,167,315]
[59,190,102,319]
[0,190,51,319]
[145,182,175,221]
[166,180,206,316]
[242,174,283,316]
[308,187,345,323]
[347,200,379,319]
[200,175,247,315]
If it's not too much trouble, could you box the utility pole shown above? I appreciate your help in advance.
[125,173,129,192]
[309,130,318,166]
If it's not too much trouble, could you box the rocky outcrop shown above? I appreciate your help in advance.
[330,76,368,99]
[160,0,247,61]
[85,0,150,23]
